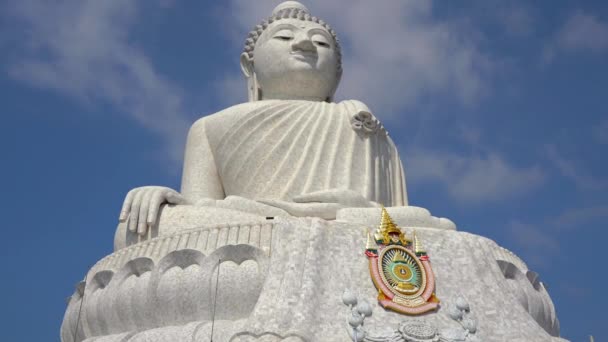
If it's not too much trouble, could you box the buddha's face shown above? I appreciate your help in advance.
[248,18,340,101]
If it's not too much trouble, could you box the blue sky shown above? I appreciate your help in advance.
[1,0,607,340]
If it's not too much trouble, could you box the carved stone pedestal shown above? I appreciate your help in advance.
[61,207,565,342]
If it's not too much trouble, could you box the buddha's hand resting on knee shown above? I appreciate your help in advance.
[258,189,379,220]
[119,186,188,235]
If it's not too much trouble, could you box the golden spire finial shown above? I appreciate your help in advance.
[375,206,409,245]
[379,206,400,233]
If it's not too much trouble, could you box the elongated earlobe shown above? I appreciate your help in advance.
[241,52,260,102]
[240,52,254,78]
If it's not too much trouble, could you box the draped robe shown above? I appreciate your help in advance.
[182,100,408,207]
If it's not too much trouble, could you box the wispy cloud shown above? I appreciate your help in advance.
[222,0,493,118]
[543,11,608,63]
[544,144,608,190]
[405,148,545,203]
[551,205,608,230]
[3,0,189,161]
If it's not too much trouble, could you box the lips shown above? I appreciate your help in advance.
[290,51,317,60]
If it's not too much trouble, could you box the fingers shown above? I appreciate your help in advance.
[138,188,151,236]
[127,189,144,233]
[122,186,187,236]
[143,189,186,235]
[147,191,165,228]
[119,189,136,222]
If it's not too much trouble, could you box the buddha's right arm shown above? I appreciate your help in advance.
[180,118,225,203]
[118,119,225,237]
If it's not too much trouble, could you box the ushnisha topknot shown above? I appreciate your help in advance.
[272,1,309,14]
[242,1,343,76]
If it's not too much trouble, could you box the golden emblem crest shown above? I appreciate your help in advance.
[365,207,439,315]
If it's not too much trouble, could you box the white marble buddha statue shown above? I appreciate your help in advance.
[62,3,563,341]
[118,1,407,236]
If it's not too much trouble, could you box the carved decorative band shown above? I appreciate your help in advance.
[92,222,274,274]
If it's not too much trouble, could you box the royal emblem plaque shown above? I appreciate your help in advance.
[365,208,439,315]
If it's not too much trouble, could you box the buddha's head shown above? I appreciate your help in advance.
[241,1,342,102]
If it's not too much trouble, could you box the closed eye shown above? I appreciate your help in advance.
[315,41,330,47]
[274,36,293,41]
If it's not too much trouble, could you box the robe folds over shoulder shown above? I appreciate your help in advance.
[205,100,408,206]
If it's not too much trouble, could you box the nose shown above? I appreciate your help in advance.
[291,33,315,52]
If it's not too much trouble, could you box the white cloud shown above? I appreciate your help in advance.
[556,12,608,52]
[222,0,493,118]
[544,144,608,190]
[543,11,608,63]
[552,205,608,229]
[4,0,190,161]
[405,148,545,203]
